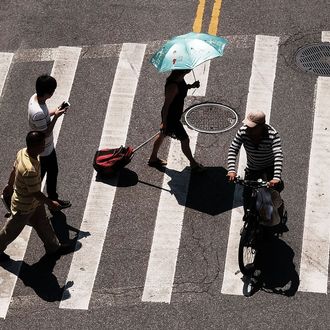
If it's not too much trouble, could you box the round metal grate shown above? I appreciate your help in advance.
[295,43,330,76]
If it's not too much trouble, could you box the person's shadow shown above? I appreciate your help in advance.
[49,210,91,242]
[97,166,237,216]
[0,211,87,302]
[1,254,74,302]
[244,234,299,296]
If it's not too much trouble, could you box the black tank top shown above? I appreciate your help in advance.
[165,78,188,122]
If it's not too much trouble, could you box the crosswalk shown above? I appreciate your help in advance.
[0,33,329,318]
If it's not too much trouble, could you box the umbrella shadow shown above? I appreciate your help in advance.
[184,166,237,215]
[248,234,299,296]
[162,166,237,215]
[1,255,74,302]
[96,166,238,216]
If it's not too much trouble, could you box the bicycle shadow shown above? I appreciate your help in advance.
[96,166,237,216]
[1,254,74,302]
[250,235,299,296]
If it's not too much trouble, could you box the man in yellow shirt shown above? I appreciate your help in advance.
[0,131,69,262]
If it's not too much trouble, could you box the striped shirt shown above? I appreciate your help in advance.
[11,148,41,214]
[28,94,54,156]
[227,125,283,180]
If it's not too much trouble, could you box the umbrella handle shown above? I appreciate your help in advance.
[191,69,197,95]
[192,69,196,81]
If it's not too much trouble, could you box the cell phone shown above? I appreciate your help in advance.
[59,101,70,110]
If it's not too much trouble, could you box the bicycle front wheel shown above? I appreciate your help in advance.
[238,224,258,276]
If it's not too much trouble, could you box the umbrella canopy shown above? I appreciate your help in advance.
[150,32,228,73]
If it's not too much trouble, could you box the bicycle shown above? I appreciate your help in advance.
[235,177,286,276]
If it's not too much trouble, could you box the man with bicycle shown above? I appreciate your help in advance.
[227,111,284,217]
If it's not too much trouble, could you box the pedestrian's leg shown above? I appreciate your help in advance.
[0,213,30,252]
[149,132,165,162]
[40,155,47,180]
[45,149,59,200]
[180,138,198,166]
[29,205,60,254]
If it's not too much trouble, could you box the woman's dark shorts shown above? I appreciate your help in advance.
[163,121,189,141]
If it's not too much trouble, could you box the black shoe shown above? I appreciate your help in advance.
[243,270,262,297]
[47,240,77,257]
[57,199,72,210]
[0,252,10,263]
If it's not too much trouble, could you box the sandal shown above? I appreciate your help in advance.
[148,158,167,167]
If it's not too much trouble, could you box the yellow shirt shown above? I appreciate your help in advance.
[11,148,41,214]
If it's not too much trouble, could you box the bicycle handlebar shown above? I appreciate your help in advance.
[234,177,269,188]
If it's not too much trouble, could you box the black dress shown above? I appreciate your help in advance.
[162,78,189,141]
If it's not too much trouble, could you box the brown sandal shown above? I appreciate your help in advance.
[148,158,167,167]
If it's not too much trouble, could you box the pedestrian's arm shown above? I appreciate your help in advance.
[188,80,200,89]
[43,108,66,137]
[227,130,243,174]
[32,191,60,210]
[161,84,178,127]
[3,166,15,196]
[272,132,283,181]
[7,166,15,188]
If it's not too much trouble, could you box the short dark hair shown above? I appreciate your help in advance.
[36,74,57,97]
[26,131,45,149]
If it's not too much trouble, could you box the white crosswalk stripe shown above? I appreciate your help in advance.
[0,33,330,316]
[221,35,280,295]
[0,53,13,99]
[0,46,81,319]
[60,43,146,310]
[299,31,330,293]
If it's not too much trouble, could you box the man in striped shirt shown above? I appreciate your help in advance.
[227,111,283,184]
[0,132,70,262]
[227,111,284,212]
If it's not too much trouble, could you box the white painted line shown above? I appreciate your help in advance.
[221,35,279,295]
[142,55,211,302]
[0,53,13,98]
[0,227,30,318]
[47,46,82,145]
[0,47,81,319]
[142,127,198,303]
[299,31,330,294]
[59,43,146,310]
[186,61,210,96]
[14,48,57,63]
[11,35,266,64]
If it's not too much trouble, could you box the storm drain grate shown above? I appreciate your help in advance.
[295,43,330,76]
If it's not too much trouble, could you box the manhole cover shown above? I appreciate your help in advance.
[295,43,330,76]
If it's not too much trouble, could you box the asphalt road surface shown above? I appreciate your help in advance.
[0,1,329,329]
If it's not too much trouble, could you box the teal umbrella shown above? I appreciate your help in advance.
[150,32,228,73]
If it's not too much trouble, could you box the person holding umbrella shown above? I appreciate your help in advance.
[148,32,228,172]
[148,69,204,172]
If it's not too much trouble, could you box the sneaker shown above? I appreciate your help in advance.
[57,199,72,210]
[0,252,10,263]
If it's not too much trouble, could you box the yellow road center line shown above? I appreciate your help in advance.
[208,0,222,35]
[193,0,206,33]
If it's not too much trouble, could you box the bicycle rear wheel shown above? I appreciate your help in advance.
[238,223,258,276]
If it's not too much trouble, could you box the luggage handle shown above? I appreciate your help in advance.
[133,131,160,153]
